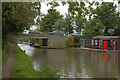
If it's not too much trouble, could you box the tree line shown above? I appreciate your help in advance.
[36,2,120,38]
[2,1,120,43]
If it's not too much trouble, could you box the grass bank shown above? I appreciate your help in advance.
[11,45,60,78]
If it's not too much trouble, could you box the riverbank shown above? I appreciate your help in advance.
[11,45,39,78]
[71,47,120,52]
[11,45,60,78]
[32,45,120,52]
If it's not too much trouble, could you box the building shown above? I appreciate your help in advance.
[48,30,67,48]
[92,36,120,50]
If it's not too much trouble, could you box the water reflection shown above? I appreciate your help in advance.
[32,48,118,78]
[18,44,118,78]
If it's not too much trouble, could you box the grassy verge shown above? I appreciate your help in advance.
[2,43,10,67]
[11,45,60,78]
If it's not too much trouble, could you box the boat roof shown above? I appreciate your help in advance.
[93,36,120,40]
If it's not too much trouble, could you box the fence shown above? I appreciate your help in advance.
[80,39,92,48]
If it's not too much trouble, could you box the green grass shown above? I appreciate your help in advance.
[11,45,39,78]
[38,64,60,78]
[2,43,10,67]
[11,45,60,78]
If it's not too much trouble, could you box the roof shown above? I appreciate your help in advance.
[29,31,42,34]
[49,30,64,34]
[93,36,120,40]
[71,33,81,36]
[31,37,48,39]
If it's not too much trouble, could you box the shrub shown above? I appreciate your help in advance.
[73,36,80,43]
[73,43,81,48]
[38,64,60,78]
[67,35,74,48]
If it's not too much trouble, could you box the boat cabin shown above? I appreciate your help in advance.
[92,36,120,50]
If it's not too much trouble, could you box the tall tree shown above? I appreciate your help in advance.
[2,2,40,39]
[52,18,66,31]
[67,2,87,34]
[94,2,119,36]
[82,18,104,38]
[39,8,62,32]
[64,14,74,34]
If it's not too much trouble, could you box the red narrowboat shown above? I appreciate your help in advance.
[92,36,120,50]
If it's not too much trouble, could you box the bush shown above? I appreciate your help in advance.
[73,43,81,48]
[67,35,74,48]
[38,64,60,78]
[73,36,80,43]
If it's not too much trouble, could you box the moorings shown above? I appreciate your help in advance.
[92,36,120,50]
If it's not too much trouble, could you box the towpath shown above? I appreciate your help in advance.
[2,44,15,78]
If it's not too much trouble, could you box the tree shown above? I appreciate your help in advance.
[82,18,104,38]
[67,2,87,34]
[39,8,62,32]
[2,2,40,40]
[112,16,120,36]
[94,2,119,36]
[52,18,66,31]
[67,35,74,47]
[64,14,74,34]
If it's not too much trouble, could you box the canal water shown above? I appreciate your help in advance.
[18,44,118,78]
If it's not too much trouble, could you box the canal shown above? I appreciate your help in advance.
[18,44,118,78]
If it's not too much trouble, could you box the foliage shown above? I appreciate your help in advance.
[64,14,74,34]
[73,43,81,48]
[73,36,80,43]
[73,36,81,48]
[68,2,87,34]
[52,18,66,31]
[39,8,62,32]
[2,2,39,40]
[94,2,120,36]
[47,1,60,9]
[82,18,104,38]
[67,35,74,48]
[38,64,60,78]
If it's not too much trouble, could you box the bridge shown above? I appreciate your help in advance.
[19,31,67,47]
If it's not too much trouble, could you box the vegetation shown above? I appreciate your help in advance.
[67,35,74,48]
[3,2,119,41]
[2,1,120,78]
[38,64,60,78]
[30,38,42,46]
[2,2,120,41]
[82,19,104,38]
[38,8,62,32]
[34,2,120,38]
[2,2,40,48]
[73,36,81,48]
[73,43,81,48]
[12,45,60,78]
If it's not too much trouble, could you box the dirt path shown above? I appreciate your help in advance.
[2,44,15,78]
